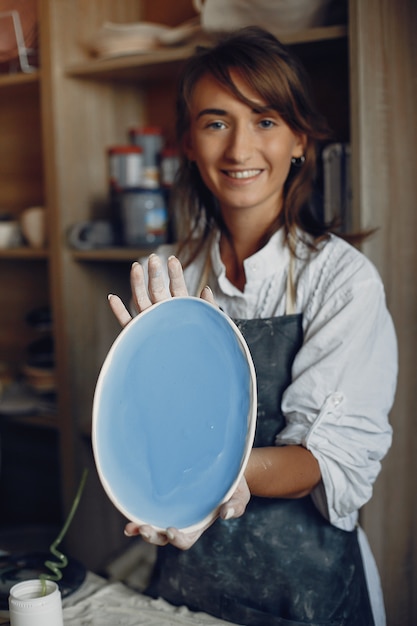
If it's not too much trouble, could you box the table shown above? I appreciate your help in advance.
[1,572,238,625]
[62,572,237,625]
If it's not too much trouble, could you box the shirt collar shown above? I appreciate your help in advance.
[211,229,290,293]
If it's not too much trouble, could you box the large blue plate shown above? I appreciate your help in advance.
[92,297,257,532]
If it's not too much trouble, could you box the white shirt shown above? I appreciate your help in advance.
[143,229,397,625]
[150,229,397,531]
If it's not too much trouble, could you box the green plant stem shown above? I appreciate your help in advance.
[40,468,88,595]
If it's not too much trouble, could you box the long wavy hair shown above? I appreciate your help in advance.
[172,26,336,266]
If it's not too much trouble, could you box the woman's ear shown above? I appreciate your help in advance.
[293,133,307,159]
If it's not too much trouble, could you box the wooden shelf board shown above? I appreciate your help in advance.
[0,70,40,88]
[71,247,154,262]
[275,24,347,44]
[0,247,49,260]
[66,45,197,82]
[66,25,347,82]
[0,413,59,430]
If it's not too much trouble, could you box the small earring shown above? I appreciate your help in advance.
[291,155,305,166]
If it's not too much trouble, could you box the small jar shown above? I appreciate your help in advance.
[160,147,180,188]
[108,145,144,190]
[129,126,164,188]
[120,188,168,247]
[8,579,64,626]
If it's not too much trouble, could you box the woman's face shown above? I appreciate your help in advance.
[184,71,305,223]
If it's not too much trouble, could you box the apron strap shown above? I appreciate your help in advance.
[195,249,212,297]
[285,253,296,315]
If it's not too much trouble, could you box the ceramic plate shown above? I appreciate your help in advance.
[92,297,256,532]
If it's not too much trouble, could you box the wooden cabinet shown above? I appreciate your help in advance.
[0,1,415,623]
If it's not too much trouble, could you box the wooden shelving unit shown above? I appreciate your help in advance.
[66,24,347,82]
[0,2,350,568]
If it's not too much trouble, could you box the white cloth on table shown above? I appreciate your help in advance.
[63,573,237,625]
[146,229,396,531]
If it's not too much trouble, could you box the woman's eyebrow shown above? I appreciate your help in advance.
[196,108,227,119]
[196,105,275,120]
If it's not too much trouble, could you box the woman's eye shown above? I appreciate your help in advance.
[207,120,226,130]
[259,119,276,129]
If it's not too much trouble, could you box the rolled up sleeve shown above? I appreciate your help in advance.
[276,262,397,530]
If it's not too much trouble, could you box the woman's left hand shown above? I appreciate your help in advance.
[124,475,251,550]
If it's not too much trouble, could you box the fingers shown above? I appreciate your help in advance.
[124,522,141,537]
[165,527,205,550]
[132,254,190,309]
[108,294,132,328]
[130,261,152,312]
[124,522,169,546]
[220,476,251,521]
[124,515,215,551]
[123,522,202,550]
[147,254,171,303]
[200,284,217,306]
[168,255,189,297]
[143,254,189,304]
[109,254,190,327]
[123,480,249,550]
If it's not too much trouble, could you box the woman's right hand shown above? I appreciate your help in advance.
[108,253,216,326]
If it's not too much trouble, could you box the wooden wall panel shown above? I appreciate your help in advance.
[349,1,417,624]
[0,82,44,212]
[39,0,145,564]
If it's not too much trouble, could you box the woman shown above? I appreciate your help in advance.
[109,27,397,626]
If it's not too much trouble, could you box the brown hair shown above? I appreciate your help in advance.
[172,26,337,265]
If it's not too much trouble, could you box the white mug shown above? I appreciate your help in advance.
[20,206,47,249]
[0,220,22,248]
[67,220,114,250]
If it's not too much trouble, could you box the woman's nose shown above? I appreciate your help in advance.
[224,126,252,163]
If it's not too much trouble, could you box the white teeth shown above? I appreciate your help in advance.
[227,169,261,179]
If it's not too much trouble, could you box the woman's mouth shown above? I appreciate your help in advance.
[224,169,262,179]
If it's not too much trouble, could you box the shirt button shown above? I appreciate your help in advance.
[332,393,344,407]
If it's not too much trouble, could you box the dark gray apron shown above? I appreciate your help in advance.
[147,313,375,626]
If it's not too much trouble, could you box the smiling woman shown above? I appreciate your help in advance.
[185,71,305,227]
[107,26,397,626]
[183,72,306,290]
[174,28,331,276]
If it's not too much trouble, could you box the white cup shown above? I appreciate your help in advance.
[0,220,21,248]
[8,579,64,626]
[20,206,47,249]
[67,219,114,250]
